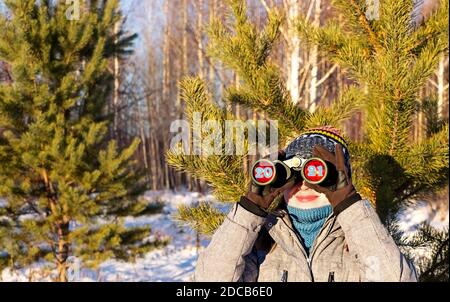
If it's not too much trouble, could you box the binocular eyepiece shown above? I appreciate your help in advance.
[251,156,338,189]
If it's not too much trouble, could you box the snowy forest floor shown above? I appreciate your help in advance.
[1,190,448,282]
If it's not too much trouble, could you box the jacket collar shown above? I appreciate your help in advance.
[264,209,338,260]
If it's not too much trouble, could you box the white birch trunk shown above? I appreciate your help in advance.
[163,0,171,189]
[437,54,447,119]
[209,0,216,100]
[308,0,321,113]
[197,0,205,78]
[286,0,301,105]
[137,100,150,183]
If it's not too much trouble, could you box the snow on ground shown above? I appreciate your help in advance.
[396,199,449,263]
[397,199,449,236]
[1,192,447,281]
[94,190,227,282]
[1,190,231,282]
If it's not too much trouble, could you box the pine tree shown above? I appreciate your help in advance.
[167,0,361,234]
[0,0,165,281]
[296,0,449,280]
[297,0,449,222]
[167,0,449,280]
[402,224,449,282]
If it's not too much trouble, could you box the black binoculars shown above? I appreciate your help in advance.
[251,156,338,189]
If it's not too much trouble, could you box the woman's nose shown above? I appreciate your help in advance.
[299,181,310,191]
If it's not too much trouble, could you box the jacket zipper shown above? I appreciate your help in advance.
[281,270,288,282]
[277,212,336,282]
[277,216,313,281]
[307,216,336,281]
[279,216,316,281]
[328,272,335,282]
[309,215,336,260]
[306,256,314,282]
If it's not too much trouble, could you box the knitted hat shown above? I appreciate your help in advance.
[284,126,352,178]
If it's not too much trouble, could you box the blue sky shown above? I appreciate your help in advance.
[120,0,165,63]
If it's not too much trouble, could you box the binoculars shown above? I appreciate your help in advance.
[251,156,338,189]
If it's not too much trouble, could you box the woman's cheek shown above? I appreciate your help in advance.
[284,184,300,204]
[283,190,290,204]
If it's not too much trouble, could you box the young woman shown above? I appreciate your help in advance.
[194,127,417,282]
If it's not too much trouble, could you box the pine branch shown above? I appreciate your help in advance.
[401,124,449,189]
[304,86,363,129]
[410,0,449,54]
[403,224,449,282]
[208,0,307,142]
[297,18,371,81]
[347,0,382,52]
[419,236,449,281]
[421,96,447,136]
[166,77,248,202]
[175,202,226,236]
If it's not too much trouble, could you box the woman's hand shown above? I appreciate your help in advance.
[239,150,295,217]
[305,144,361,214]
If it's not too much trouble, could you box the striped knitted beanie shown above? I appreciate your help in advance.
[284,126,352,178]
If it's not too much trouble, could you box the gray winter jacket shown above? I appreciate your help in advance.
[194,199,417,282]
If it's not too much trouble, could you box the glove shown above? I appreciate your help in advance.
[305,144,361,215]
[239,150,295,217]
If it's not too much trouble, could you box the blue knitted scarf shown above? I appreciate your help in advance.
[286,205,332,252]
